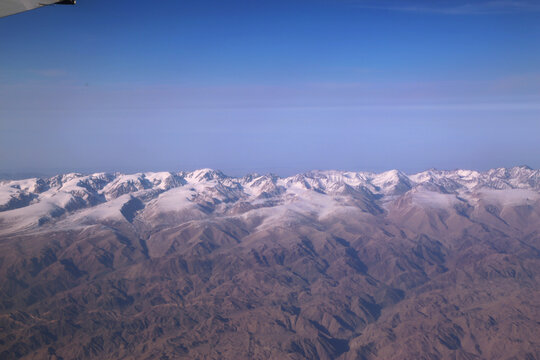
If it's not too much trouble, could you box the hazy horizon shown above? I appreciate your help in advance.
[0,163,538,181]
[1,0,540,175]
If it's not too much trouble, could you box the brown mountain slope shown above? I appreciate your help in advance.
[0,168,539,359]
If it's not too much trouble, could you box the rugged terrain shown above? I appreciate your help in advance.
[0,166,539,359]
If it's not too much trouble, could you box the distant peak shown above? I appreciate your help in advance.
[186,168,226,182]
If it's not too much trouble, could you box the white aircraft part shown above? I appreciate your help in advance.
[0,0,67,18]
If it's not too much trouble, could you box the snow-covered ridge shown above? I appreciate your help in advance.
[0,166,539,235]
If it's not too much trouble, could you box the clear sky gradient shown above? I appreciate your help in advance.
[1,0,539,176]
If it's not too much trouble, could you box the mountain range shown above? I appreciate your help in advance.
[0,166,539,359]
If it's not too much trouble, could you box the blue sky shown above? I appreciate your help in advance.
[1,0,539,176]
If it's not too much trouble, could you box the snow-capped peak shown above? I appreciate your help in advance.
[0,166,539,236]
